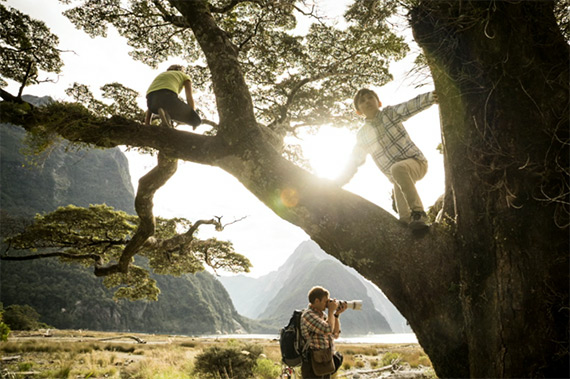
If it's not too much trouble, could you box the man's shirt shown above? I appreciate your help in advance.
[301,307,333,350]
[350,92,435,182]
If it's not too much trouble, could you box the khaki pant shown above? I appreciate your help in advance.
[390,158,428,223]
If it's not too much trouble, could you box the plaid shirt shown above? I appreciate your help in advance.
[348,92,435,182]
[301,307,334,351]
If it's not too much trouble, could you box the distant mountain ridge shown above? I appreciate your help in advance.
[219,240,412,334]
[0,99,255,335]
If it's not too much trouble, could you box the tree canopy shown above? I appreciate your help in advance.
[0,3,63,96]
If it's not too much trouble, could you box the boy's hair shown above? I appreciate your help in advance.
[167,64,185,72]
[308,286,329,304]
[353,88,380,111]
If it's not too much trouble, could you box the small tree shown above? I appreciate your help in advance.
[3,304,41,331]
[0,3,63,99]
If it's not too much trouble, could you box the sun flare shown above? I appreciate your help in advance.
[299,126,355,180]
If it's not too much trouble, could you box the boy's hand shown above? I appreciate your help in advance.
[432,91,439,104]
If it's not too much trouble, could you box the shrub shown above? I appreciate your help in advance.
[193,343,262,379]
[381,352,401,366]
[253,358,281,379]
[0,322,10,342]
[3,304,41,330]
[0,304,10,341]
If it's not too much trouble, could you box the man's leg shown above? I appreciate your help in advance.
[390,159,428,227]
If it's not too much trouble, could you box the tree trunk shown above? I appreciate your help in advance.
[411,1,569,377]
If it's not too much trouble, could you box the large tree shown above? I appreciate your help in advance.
[1,0,568,377]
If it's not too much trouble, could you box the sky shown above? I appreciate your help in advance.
[4,0,443,277]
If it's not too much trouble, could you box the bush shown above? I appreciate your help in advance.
[253,358,281,379]
[3,304,41,330]
[381,352,401,366]
[193,343,262,379]
[0,322,10,341]
[0,305,10,341]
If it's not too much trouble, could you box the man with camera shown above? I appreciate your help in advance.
[300,286,347,378]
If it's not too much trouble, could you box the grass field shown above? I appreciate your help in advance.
[0,330,434,378]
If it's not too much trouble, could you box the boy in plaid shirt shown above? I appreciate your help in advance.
[335,89,438,230]
[301,286,346,378]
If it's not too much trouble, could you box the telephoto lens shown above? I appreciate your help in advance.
[340,300,363,310]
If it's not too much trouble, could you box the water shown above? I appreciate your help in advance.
[200,333,418,344]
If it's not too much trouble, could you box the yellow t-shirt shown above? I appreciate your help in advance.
[146,71,191,95]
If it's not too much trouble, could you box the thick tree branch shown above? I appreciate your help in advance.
[0,100,229,166]
[94,149,178,276]
[170,0,258,142]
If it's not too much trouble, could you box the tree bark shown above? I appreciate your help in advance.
[411,1,569,377]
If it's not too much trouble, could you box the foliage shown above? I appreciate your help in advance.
[58,0,407,137]
[0,3,63,90]
[2,304,42,331]
[253,358,282,379]
[381,351,401,366]
[0,303,11,341]
[193,343,263,379]
[554,0,570,41]
[3,204,251,300]
[65,82,146,121]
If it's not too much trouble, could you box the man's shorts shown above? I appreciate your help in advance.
[146,89,201,127]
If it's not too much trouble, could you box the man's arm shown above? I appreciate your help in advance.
[332,302,346,339]
[183,80,195,109]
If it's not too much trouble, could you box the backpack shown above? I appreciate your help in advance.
[279,309,306,367]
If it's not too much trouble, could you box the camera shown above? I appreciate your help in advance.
[329,299,363,311]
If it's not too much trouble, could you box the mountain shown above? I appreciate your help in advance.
[0,257,255,335]
[220,240,412,334]
[0,101,254,335]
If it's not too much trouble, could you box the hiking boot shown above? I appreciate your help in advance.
[158,108,173,128]
[409,211,429,231]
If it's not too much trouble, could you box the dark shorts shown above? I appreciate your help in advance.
[146,89,201,127]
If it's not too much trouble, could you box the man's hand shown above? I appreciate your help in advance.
[336,301,348,315]
[327,299,339,312]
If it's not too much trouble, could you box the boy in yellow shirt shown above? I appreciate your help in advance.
[144,64,201,128]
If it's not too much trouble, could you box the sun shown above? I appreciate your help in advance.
[298,126,356,179]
